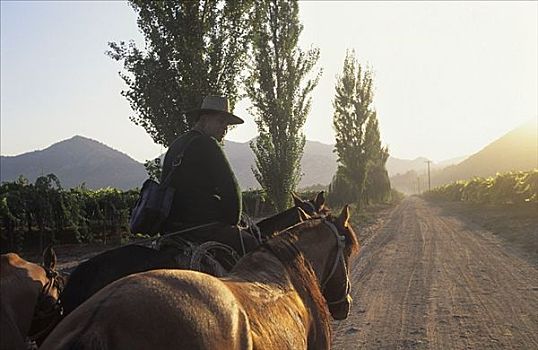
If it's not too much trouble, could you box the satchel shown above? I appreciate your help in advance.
[129,179,175,235]
[129,132,200,235]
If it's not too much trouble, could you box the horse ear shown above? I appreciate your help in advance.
[315,191,325,209]
[291,192,304,206]
[43,245,57,270]
[338,205,350,228]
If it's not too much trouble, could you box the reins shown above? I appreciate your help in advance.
[320,220,345,288]
[241,212,263,244]
[321,219,352,306]
[146,222,221,247]
[28,266,65,342]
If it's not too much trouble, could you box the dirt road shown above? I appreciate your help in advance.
[333,197,538,350]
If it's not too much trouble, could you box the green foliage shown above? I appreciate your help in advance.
[332,50,389,208]
[424,170,538,204]
[1,174,326,251]
[364,117,391,204]
[246,0,321,211]
[2,169,343,252]
[327,167,356,207]
[0,175,139,252]
[144,157,162,181]
[241,190,273,218]
[108,0,253,147]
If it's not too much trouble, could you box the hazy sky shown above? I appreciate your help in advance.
[1,1,537,163]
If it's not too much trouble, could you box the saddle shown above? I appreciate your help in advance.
[156,236,241,277]
[153,215,264,276]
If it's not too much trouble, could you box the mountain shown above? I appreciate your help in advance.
[386,157,430,176]
[436,155,468,169]
[0,135,338,190]
[224,140,337,189]
[225,140,465,189]
[431,120,538,186]
[7,121,530,193]
[390,120,538,194]
[0,136,147,190]
[386,155,466,177]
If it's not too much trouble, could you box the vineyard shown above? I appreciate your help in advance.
[423,169,538,204]
[0,174,319,253]
[0,174,138,252]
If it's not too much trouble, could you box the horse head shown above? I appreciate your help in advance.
[254,191,329,240]
[292,191,330,217]
[28,245,66,345]
[293,205,359,321]
[318,205,359,320]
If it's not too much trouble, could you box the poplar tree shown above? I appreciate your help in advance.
[108,0,252,147]
[328,116,392,207]
[332,50,376,209]
[327,167,355,207]
[246,0,321,211]
[364,116,391,204]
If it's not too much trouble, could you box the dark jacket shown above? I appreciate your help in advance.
[161,130,242,228]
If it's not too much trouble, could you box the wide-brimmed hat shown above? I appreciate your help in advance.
[185,95,244,125]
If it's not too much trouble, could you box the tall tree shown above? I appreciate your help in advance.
[364,116,391,204]
[327,166,355,207]
[329,116,391,207]
[332,50,376,209]
[246,0,321,211]
[108,0,252,147]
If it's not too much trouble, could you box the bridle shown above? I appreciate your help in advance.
[265,217,351,308]
[320,219,351,307]
[302,200,317,215]
[28,266,65,343]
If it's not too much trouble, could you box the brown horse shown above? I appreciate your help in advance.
[59,192,327,318]
[41,206,359,350]
[0,246,65,350]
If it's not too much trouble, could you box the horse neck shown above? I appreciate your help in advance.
[232,238,331,348]
[255,207,302,237]
[285,223,336,348]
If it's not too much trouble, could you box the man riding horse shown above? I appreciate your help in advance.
[158,95,259,257]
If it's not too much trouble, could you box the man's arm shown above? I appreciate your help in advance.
[203,138,242,225]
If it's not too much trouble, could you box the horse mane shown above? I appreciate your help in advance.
[264,226,331,348]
